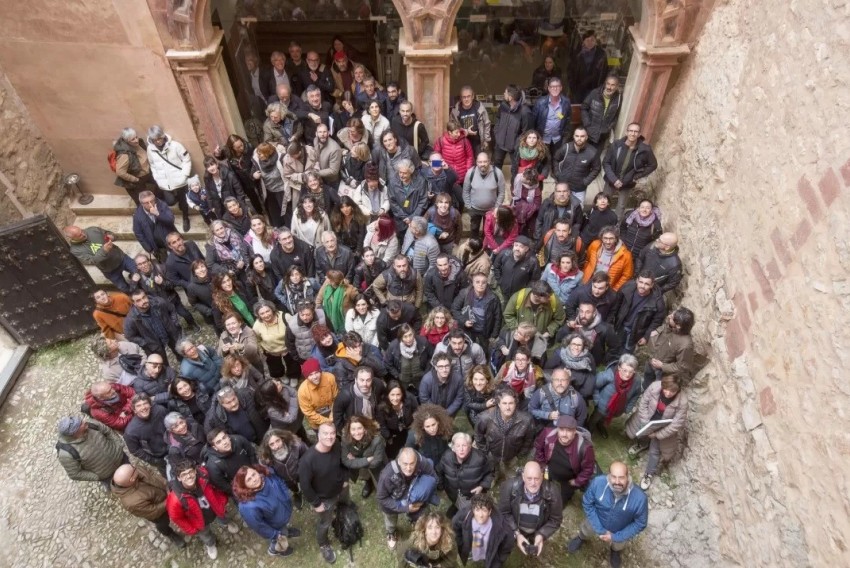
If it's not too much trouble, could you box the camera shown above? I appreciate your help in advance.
[524,543,538,556]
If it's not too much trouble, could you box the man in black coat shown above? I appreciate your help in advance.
[439,432,494,517]
[123,289,182,362]
[612,272,666,353]
[557,301,623,367]
[314,232,355,284]
[270,228,316,281]
[535,183,584,246]
[132,253,197,330]
[296,85,334,143]
[565,272,621,321]
[133,191,178,262]
[204,428,257,496]
[451,273,503,349]
[297,53,334,106]
[204,387,268,444]
[568,30,609,104]
[635,233,683,294]
[498,461,563,558]
[123,394,169,476]
[452,494,515,568]
[164,232,204,290]
[602,124,659,218]
[332,366,386,431]
[492,85,532,169]
[492,237,541,301]
[131,353,175,403]
[581,75,622,150]
[552,127,602,204]
[423,254,468,310]
[376,300,422,350]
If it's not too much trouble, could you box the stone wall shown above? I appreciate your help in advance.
[646,0,850,566]
[0,66,70,227]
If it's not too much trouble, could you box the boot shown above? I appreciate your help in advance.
[587,410,608,439]
[361,478,375,499]
[182,215,191,232]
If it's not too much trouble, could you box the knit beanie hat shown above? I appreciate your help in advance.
[301,358,321,377]
[57,416,83,436]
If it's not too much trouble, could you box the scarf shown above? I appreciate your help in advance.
[577,311,602,345]
[229,294,255,325]
[625,207,662,227]
[324,284,346,331]
[258,150,279,173]
[286,281,308,307]
[518,146,539,160]
[605,369,633,425]
[502,362,532,395]
[399,340,417,360]
[213,228,243,264]
[352,383,373,418]
[493,410,515,436]
[558,347,594,372]
[550,263,578,281]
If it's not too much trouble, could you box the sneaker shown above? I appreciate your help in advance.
[387,531,398,550]
[167,533,186,548]
[268,540,294,557]
[361,478,375,499]
[609,549,622,568]
[226,521,240,534]
[640,474,653,490]
[286,526,302,538]
[567,536,585,553]
[205,544,218,560]
[320,544,337,564]
[628,443,649,458]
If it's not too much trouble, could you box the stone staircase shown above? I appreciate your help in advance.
[70,194,208,286]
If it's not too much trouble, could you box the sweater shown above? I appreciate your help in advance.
[298,443,349,506]
[93,293,132,339]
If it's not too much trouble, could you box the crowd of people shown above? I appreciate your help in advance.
[57,36,696,568]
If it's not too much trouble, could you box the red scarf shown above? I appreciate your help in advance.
[550,264,579,280]
[605,370,633,425]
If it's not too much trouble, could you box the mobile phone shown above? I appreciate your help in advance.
[431,159,443,168]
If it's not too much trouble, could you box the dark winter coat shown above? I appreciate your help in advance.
[386,170,430,232]
[204,388,269,444]
[373,138,422,187]
[474,408,535,463]
[418,369,465,417]
[498,475,563,539]
[376,303,422,349]
[423,258,469,310]
[377,452,437,513]
[534,194,584,244]
[269,239,316,280]
[552,142,601,192]
[204,165,247,215]
[123,405,170,465]
[602,137,658,189]
[314,244,356,284]
[203,434,257,494]
[581,87,622,143]
[621,216,662,258]
[384,337,432,386]
[165,241,205,290]
[451,286,503,340]
[332,379,387,432]
[532,95,571,142]
[123,296,181,354]
[635,244,683,294]
[612,282,666,343]
[132,199,177,253]
[494,95,532,153]
[564,282,621,322]
[492,250,541,299]
[452,506,515,568]
[439,446,493,498]
[579,206,619,248]
[186,274,214,319]
[261,438,307,488]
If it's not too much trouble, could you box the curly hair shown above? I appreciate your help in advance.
[211,274,241,315]
[232,464,270,503]
[517,129,548,158]
[412,404,453,445]
[220,353,250,380]
[421,306,456,334]
[410,512,455,555]
[258,428,301,464]
[464,364,495,393]
[341,415,379,446]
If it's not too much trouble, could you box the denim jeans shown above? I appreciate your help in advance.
[101,254,138,294]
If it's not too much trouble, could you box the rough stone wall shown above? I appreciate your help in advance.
[0,66,70,227]
[646,0,850,566]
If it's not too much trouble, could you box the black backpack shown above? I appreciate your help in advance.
[332,501,364,561]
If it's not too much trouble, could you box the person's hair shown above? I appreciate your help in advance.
[346,117,366,137]
[452,431,473,446]
[220,353,249,380]
[660,375,681,393]
[516,321,538,338]
[636,270,656,283]
[172,459,196,478]
[408,216,427,235]
[174,338,196,357]
[529,280,552,298]
[287,141,304,157]
[168,377,198,399]
[131,393,151,408]
[349,141,371,162]
[120,127,137,141]
[590,271,610,285]
[252,299,278,318]
[366,100,383,115]
[434,192,452,207]
[310,323,333,344]
[396,323,416,341]
[618,353,639,370]
[381,130,398,146]
[258,428,300,463]
[592,192,610,206]
[446,118,461,132]
[254,379,290,420]
[190,259,207,278]
[331,195,367,233]
[422,306,455,333]
[283,264,305,286]
[376,215,396,242]
[411,512,455,555]
[146,125,165,141]
[232,464,271,503]
[672,307,696,334]
[446,328,467,342]
[395,158,414,173]
[518,129,547,157]
[555,251,578,269]
[296,195,323,222]
[470,492,495,513]
[464,364,494,392]
[342,415,379,446]
[130,288,147,300]
[494,205,516,234]
[211,273,242,315]
[412,404,454,444]
[513,346,533,362]
[563,332,589,350]
[505,84,520,101]
[266,102,287,119]
[432,352,453,368]
[225,134,249,157]
[295,300,316,319]
[249,215,275,247]
[256,142,276,161]
[599,225,619,240]
[342,331,363,349]
[521,167,539,185]
[90,336,112,360]
[304,171,323,188]
[305,84,321,96]
[203,155,219,170]
[325,269,345,286]
[465,237,483,256]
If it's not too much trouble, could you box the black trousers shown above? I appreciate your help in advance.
[161,185,190,219]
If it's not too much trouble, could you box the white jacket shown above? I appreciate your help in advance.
[351,180,389,217]
[363,227,399,264]
[147,135,192,191]
[344,308,381,347]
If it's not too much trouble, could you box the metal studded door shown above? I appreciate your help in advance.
[0,215,97,348]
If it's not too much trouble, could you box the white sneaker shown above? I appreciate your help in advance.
[640,474,654,490]
[205,544,218,560]
[226,521,240,534]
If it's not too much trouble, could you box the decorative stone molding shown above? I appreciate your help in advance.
[391,0,464,49]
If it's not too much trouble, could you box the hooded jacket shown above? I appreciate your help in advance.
[582,475,648,543]
[612,281,666,343]
[648,323,695,381]
[493,249,541,299]
[621,214,663,258]
[534,193,584,244]
[602,137,658,189]
[552,141,601,192]
[179,345,223,394]
[581,240,634,292]
[385,336,432,385]
[68,227,126,273]
[185,273,214,319]
[147,134,192,191]
[494,94,532,152]
[166,467,228,534]
[581,87,622,143]
[370,267,422,307]
[503,287,566,337]
[238,471,293,540]
[344,308,381,347]
[431,332,488,379]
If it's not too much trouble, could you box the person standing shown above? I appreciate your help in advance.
[111,464,186,548]
[234,465,302,557]
[497,461,562,558]
[568,30,609,105]
[112,127,158,204]
[298,422,351,564]
[493,84,532,169]
[123,289,182,363]
[533,415,597,505]
[581,75,622,151]
[55,416,128,490]
[146,125,193,232]
[531,77,570,158]
[602,123,658,218]
[462,153,505,240]
[452,493,515,568]
[451,86,491,156]
[133,190,178,262]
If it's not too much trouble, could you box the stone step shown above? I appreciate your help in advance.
[72,214,209,241]
[70,193,204,216]
[84,237,208,287]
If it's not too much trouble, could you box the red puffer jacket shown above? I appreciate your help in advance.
[434,131,474,178]
[84,383,136,431]
[166,467,229,535]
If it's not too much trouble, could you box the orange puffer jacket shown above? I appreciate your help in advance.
[581,240,634,291]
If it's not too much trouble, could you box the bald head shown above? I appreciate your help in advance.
[90,381,113,399]
[62,226,85,242]
[112,464,136,487]
[659,232,678,247]
[522,460,544,493]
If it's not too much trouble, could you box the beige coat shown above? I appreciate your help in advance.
[111,467,168,521]
[649,324,695,381]
[282,145,319,205]
[625,381,688,461]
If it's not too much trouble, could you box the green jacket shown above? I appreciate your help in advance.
[68,227,126,272]
[57,423,126,482]
[503,288,566,337]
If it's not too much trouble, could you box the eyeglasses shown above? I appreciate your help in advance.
[435,363,452,369]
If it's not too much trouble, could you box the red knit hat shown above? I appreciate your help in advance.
[301,358,320,377]
[333,51,347,62]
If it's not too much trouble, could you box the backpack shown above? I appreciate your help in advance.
[119,353,144,375]
[107,150,118,172]
[332,501,364,562]
[515,287,558,313]
[575,427,604,479]
[55,422,102,464]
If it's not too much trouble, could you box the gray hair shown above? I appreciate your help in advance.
[120,127,137,141]
[253,299,277,318]
[163,412,184,431]
[451,432,472,447]
[618,353,639,370]
[175,338,195,356]
[409,216,427,234]
[266,102,286,118]
[90,336,112,360]
[304,171,322,184]
[395,158,414,173]
[147,125,165,141]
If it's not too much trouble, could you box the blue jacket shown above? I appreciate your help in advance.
[419,368,465,417]
[528,383,588,427]
[582,475,648,543]
[532,95,572,142]
[593,362,641,418]
[238,472,293,540]
[132,199,177,253]
[180,346,223,394]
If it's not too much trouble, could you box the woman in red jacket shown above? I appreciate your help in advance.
[433,119,474,178]
[166,461,240,560]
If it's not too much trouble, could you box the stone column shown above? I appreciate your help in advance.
[166,29,244,154]
[617,26,690,142]
[399,28,458,140]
